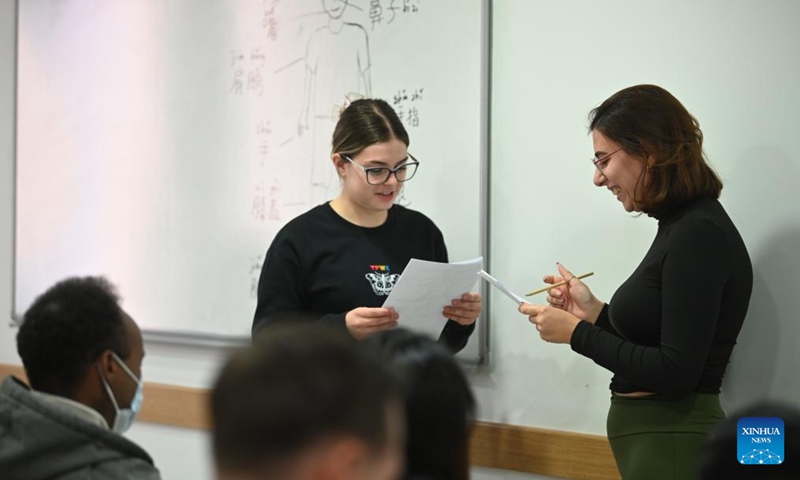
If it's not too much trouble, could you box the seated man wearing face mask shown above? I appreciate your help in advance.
[0,276,159,480]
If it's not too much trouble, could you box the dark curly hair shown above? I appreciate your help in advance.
[16,276,129,396]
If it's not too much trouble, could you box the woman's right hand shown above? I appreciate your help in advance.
[544,264,605,324]
[345,307,399,340]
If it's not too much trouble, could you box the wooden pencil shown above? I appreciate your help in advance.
[525,272,594,296]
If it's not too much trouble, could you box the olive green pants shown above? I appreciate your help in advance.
[607,393,725,480]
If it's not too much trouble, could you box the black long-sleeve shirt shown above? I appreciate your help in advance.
[253,203,475,352]
[570,197,753,395]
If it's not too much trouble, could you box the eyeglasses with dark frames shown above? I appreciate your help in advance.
[342,154,420,185]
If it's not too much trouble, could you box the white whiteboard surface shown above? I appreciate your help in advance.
[14,0,489,361]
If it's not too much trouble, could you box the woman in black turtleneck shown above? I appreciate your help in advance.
[519,85,753,480]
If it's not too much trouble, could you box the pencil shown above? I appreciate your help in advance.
[525,272,594,297]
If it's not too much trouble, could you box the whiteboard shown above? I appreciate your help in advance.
[14,0,489,362]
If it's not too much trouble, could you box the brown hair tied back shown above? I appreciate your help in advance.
[331,96,409,158]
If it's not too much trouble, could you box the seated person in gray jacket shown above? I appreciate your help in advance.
[0,276,160,480]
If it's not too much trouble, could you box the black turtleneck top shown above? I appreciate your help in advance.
[570,197,753,395]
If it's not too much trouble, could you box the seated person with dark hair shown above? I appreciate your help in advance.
[699,400,800,479]
[212,325,405,480]
[0,276,159,480]
[366,328,476,480]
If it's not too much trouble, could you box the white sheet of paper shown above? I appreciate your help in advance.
[383,257,483,339]
[478,270,525,305]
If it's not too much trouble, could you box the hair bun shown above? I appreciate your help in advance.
[336,92,366,118]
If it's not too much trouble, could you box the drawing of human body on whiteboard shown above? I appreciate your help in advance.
[298,0,372,204]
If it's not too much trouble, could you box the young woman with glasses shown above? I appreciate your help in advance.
[518,85,753,479]
[252,98,481,351]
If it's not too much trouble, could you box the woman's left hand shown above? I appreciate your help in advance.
[443,292,482,326]
[518,303,581,344]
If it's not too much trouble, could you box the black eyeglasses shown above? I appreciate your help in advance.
[342,154,420,185]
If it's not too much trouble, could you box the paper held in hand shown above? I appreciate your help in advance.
[383,257,483,339]
[477,270,525,305]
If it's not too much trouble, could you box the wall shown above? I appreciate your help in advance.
[486,0,800,436]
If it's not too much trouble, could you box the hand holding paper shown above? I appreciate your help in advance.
[383,257,483,339]
[443,292,483,326]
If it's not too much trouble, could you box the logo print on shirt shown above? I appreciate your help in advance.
[365,264,400,296]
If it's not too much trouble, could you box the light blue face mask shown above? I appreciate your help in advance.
[99,352,144,434]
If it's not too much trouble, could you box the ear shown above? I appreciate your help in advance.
[331,153,347,175]
[99,350,116,376]
[313,437,372,480]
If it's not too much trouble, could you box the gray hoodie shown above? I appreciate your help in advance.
[0,375,161,480]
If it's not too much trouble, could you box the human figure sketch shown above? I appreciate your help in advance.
[298,0,372,204]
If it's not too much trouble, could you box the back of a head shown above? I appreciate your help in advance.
[16,276,128,396]
[588,84,722,217]
[212,325,404,478]
[332,98,410,157]
[699,400,800,479]
[367,328,476,480]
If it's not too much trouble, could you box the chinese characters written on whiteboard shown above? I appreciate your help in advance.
[229,48,267,96]
[369,0,422,30]
[393,87,424,127]
[263,0,279,41]
[251,120,281,223]
[249,255,264,299]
